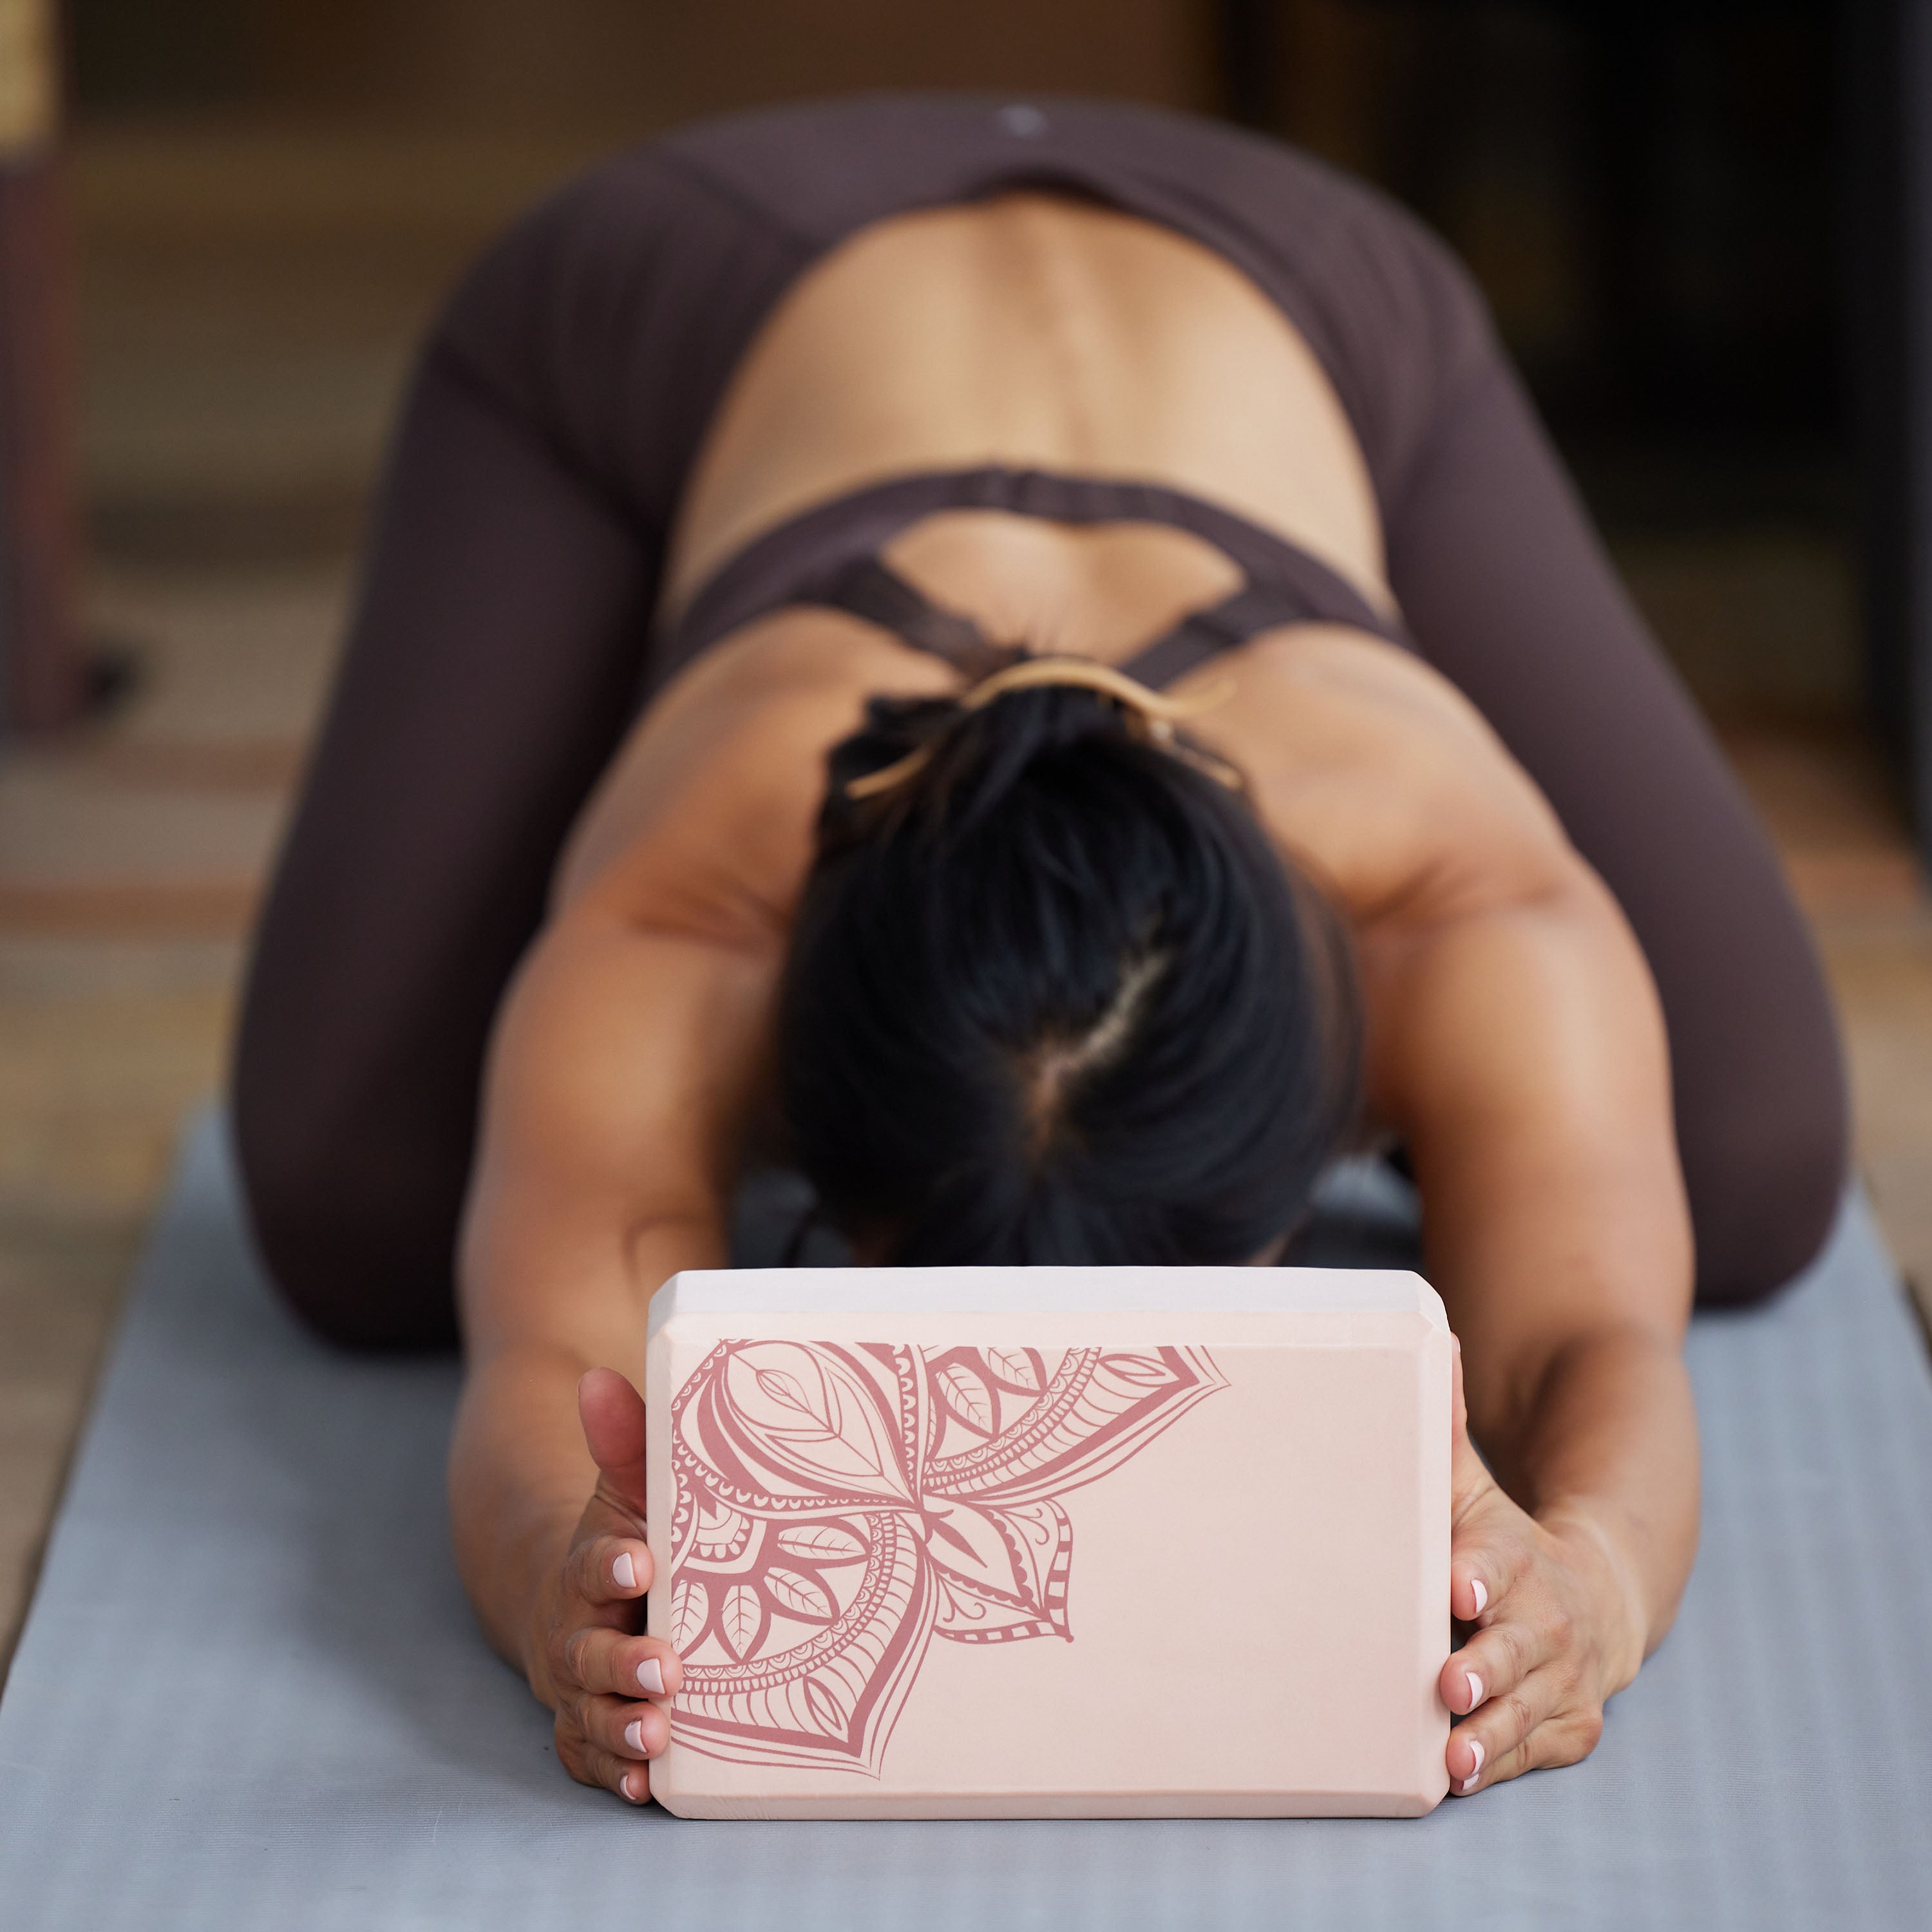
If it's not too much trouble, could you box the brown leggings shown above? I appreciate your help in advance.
[232,97,1847,1348]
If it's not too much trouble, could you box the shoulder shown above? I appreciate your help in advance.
[551,614,953,941]
[1192,626,1582,927]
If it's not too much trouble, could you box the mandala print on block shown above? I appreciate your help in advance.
[666,1340,1226,1775]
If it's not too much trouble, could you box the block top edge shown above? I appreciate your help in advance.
[647,1264,1444,1341]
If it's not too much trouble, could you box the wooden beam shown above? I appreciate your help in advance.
[0,0,83,734]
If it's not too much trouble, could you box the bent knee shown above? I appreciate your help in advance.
[1683,1065,1850,1309]
[232,1084,462,1353]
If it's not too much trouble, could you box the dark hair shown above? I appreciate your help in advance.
[775,680,1361,1264]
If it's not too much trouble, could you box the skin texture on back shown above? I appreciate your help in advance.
[658,194,1388,623]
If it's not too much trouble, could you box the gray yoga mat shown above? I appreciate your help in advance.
[2,1115,1929,1930]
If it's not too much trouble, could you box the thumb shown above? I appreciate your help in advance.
[578,1367,650,1515]
[1449,1335,1488,1503]
[1447,1335,1507,1625]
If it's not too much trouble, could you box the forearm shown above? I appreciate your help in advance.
[450,898,775,1668]
[448,1193,726,1700]
[450,1341,607,1692]
[1479,1322,1700,1674]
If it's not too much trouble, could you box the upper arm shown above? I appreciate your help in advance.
[1208,631,1694,1405]
[1363,862,1694,1430]
[457,909,779,1375]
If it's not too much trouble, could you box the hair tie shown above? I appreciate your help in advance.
[844,656,1240,800]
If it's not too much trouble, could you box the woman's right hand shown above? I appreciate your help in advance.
[527,1368,684,1804]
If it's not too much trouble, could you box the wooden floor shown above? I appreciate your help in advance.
[4,126,1930,1672]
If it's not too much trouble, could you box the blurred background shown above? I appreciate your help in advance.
[3,0,1928,1656]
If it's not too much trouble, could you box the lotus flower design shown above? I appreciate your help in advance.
[665,1339,1225,1774]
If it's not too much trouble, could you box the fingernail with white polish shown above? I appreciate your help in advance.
[636,1656,665,1696]
[1471,1577,1488,1617]
[618,1772,636,1801]
[613,1551,636,1590]
[1459,1775,1479,1795]
[625,1718,646,1754]
[1466,1672,1484,1710]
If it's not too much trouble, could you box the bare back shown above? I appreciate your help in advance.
[659,194,1387,625]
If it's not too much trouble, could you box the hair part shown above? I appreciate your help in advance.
[1018,943,1168,1160]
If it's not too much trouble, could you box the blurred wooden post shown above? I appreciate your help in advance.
[1842,0,1932,866]
[0,0,83,734]
[1217,0,1283,129]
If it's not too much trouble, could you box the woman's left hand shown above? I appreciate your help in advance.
[1439,1342,1648,1796]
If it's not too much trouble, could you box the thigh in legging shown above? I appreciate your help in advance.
[232,345,652,1350]
[230,149,817,1348]
[1383,354,1847,1306]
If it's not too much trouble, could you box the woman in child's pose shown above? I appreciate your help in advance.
[235,96,1845,1803]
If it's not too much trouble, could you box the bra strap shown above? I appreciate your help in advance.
[1119,580,1405,687]
[797,556,1001,672]
[1118,585,1304,687]
[795,550,1407,694]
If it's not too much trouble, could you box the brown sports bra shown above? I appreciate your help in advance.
[655,464,1409,691]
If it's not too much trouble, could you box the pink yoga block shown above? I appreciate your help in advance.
[645,1265,1452,1818]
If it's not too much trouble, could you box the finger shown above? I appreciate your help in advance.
[1450,1551,1493,1627]
[573,1690,674,1764]
[578,1368,650,1516]
[556,1707,657,1806]
[1448,1336,1487,1506]
[1455,1694,1604,1795]
[1448,1497,1533,1628]
[587,1741,654,1805]
[1440,1607,1547,1719]
[564,1623,685,1701]
[1445,1660,1571,1791]
[565,1534,654,1611]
